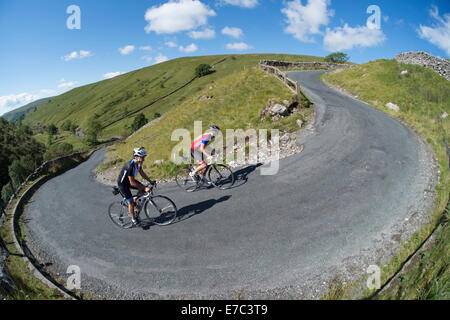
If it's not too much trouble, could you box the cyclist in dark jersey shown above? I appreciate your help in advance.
[117,147,155,225]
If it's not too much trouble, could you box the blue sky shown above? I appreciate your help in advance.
[1,0,449,115]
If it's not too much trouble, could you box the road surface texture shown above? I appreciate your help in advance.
[23,71,438,299]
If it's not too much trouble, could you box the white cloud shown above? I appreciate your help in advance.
[223,0,259,8]
[281,0,333,42]
[0,93,39,116]
[144,0,216,34]
[63,50,92,61]
[141,55,153,62]
[418,5,450,56]
[226,42,252,50]
[103,72,122,79]
[179,43,198,53]
[165,41,178,48]
[154,53,169,64]
[221,26,243,39]
[79,50,91,58]
[324,24,386,51]
[118,45,135,55]
[57,80,78,89]
[139,46,153,51]
[188,28,216,39]
[40,89,57,96]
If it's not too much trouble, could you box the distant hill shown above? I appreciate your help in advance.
[2,97,53,122]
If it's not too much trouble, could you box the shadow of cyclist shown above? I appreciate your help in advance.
[227,163,263,189]
[174,195,232,224]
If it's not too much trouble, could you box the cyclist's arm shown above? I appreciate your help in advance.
[128,175,145,191]
[200,141,212,158]
[139,167,155,185]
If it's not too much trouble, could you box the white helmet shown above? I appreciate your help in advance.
[133,147,147,157]
[209,125,220,136]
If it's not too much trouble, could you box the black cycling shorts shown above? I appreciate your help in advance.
[117,183,138,202]
[191,149,205,163]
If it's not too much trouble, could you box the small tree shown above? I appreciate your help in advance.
[46,123,58,135]
[325,52,349,63]
[8,160,27,189]
[70,123,78,134]
[44,142,74,160]
[1,182,14,204]
[85,118,102,146]
[131,113,148,132]
[195,64,213,78]
[61,120,73,131]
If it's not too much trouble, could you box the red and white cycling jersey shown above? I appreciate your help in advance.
[191,133,214,150]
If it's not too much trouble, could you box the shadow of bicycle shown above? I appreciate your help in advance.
[173,195,232,224]
[227,163,263,189]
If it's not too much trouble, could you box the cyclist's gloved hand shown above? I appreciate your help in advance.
[144,186,152,193]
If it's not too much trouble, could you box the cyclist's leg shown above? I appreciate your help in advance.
[191,149,207,175]
[118,183,136,220]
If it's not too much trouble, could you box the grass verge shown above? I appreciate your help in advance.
[0,178,66,300]
[0,148,104,300]
[320,59,449,299]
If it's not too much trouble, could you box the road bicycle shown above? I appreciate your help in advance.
[108,183,177,229]
[175,156,235,192]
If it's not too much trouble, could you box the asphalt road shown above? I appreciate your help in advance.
[23,71,438,299]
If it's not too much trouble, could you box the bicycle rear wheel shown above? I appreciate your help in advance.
[108,201,133,229]
[175,168,198,192]
[144,195,178,226]
[208,164,235,189]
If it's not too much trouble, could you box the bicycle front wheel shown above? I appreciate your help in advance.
[144,196,178,226]
[208,164,235,190]
[175,168,198,192]
[108,201,133,229]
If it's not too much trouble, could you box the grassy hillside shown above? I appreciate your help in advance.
[101,66,311,179]
[321,59,449,299]
[2,97,53,122]
[24,54,324,137]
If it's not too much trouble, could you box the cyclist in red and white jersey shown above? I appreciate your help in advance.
[189,125,220,181]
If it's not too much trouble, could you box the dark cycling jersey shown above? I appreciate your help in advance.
[117,159,142,202]
[117,159,142,186]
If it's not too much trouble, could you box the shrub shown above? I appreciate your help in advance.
[46,123,57,135]
[131,113,148,132]
[44,142,74,161]
[195,64,214,78]
[1,182,14,204]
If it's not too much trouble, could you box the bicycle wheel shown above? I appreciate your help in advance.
[108,201,133,229]
[144,195,178,226]
[208,164,235,190]
[175,168,198,192]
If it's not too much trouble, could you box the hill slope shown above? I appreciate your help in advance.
[24,54,324,136]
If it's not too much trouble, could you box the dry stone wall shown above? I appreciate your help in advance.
[395,51,450,81]
[260,60,354,70]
